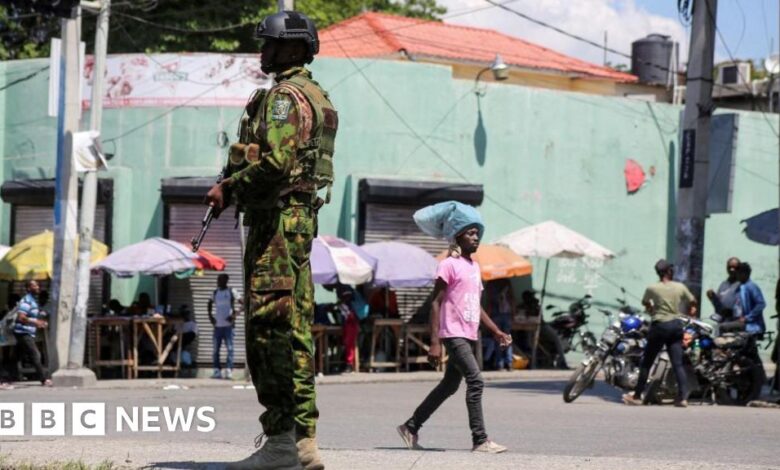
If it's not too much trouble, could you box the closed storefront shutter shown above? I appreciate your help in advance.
[11,204,108,316]
[166,204,246,368]
[362,203,448,320]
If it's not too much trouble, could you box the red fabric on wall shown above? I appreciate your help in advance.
[625,159,646,193]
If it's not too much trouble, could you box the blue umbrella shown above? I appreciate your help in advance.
[741,208,779,246]
[362,241,437,288]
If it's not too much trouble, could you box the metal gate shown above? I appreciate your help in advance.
[166,204,246,368]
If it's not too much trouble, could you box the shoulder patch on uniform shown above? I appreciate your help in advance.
[271,96,292,121]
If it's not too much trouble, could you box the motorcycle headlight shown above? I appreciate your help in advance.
[601,329,618,346]
[611,320,621,329]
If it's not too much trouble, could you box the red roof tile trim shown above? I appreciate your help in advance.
[319,12,637,83]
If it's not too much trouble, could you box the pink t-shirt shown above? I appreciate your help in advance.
[437,256,483,341]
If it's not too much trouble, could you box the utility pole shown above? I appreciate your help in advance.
[278,0,294,11]
[56,0,111,387]
[674,0,717,301]
[49,6,82,375]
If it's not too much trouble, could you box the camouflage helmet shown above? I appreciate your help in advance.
[255,11,319,60]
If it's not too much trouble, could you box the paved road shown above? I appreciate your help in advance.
[0,375,777,469]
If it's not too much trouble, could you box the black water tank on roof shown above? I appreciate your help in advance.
[631,34,675,85]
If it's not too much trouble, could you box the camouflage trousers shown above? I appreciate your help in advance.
[244,204,318,438]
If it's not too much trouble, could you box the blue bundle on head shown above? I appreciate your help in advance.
[413,201,484,243]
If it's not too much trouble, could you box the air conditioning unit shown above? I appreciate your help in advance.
[716,62,751,86]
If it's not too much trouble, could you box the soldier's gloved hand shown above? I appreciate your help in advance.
[204,180,232,215]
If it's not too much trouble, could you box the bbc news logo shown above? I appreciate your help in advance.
[0,403,216,436]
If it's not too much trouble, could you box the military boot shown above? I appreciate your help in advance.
[226,430,302,470]
[297,436,324,470]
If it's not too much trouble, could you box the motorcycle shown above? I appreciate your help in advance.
[547,295,598,356]
[562,305,648,403]
[644,317,767,406]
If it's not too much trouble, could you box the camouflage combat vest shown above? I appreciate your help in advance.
[234,71,338,206]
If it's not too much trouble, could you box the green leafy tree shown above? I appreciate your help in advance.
[0,0,446,59]
[0,4,58,60]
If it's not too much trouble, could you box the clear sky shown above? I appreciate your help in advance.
[440,0,779,69]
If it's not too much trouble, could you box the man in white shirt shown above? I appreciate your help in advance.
[208,274,240,379]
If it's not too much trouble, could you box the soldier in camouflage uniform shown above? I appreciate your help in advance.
[205,10,337,470]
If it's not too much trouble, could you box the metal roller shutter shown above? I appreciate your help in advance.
[12,204,109,368]
[11,204,108,316]
[166,204,246,368]
[362,203,448,320]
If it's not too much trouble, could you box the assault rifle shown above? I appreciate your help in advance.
[191,168,227,252]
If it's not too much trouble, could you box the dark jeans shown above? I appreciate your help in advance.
[633,319,687,401]
[14,333,49,383]
[404,337,488,446]
[484,314,513,370]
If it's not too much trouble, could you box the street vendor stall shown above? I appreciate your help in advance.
[90,237,224,378]
[362,241,437,372]
[496,221,615,367]
[311,236,377,374]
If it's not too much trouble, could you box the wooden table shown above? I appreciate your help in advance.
[403,324,450,371]
[89,317,134,379]
[368,318,403,372]
[311,324,359,375]
[132,316,183,379]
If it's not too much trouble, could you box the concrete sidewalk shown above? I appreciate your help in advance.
[5,369,574,391]
[8,363,775,390]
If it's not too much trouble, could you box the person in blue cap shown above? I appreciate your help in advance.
[397,201,511,454]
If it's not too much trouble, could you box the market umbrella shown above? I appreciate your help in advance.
[0,230,108,281]
[741,208,779,245]
[92,237,224,278]
[496,221,615,367]
[192,248,227,271]
[435,244,533,281]
[312,236,377,285]
[362,241,437,288]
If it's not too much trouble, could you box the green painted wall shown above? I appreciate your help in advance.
[2,57,779,344]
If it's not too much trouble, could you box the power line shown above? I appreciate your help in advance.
[330,32,647,301]
[113,1,519,37]
[703,1,780,137]
[114,20,250,86]
[0,65,49,92]
[485,0,681,80]
[759,0,774,56]
[487,0,779,136]
[102,69,246,145]
[731,0,747,56]
[484,0,767,99]
[113,11,254,33]
[330,34,534,227]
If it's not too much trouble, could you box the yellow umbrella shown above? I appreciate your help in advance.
[0,230,109,281]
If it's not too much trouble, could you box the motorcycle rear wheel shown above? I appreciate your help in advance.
[563,359,601,403]
[714,360,765,406]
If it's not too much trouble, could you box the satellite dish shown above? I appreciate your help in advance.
[764,54,780,75]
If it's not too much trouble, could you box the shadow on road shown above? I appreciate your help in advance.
[144,462,229,470]
[487,379,624,403]
[374,446,446,452]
